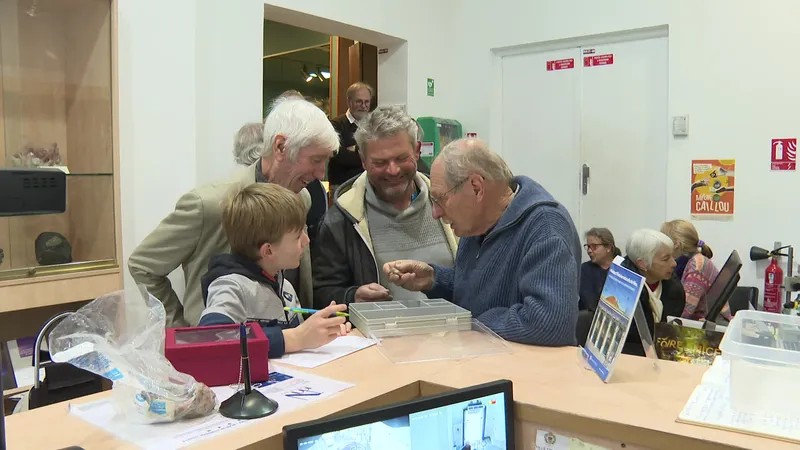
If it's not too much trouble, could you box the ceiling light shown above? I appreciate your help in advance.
[302,64,314,82]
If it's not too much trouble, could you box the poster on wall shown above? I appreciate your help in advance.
[771,138,796,171]
[691,159,735,217]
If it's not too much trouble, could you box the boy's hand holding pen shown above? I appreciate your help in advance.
[282,302,352,353]
[284,306,349,317]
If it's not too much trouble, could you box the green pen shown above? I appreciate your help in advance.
[284,306,349,317]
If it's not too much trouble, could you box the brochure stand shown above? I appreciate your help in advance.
[579,257,658,382]
[578,301,659,373]
[632,300,661,366]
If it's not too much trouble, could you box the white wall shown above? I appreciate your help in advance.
[117,0,800,302]
[117,0,263,293]
[453,0,800,295]
[117,0,457,294]
[194,1,263,185]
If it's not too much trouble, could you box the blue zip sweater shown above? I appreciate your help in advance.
[426,176,580,346]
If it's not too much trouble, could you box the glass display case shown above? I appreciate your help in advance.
[0,0,118,287]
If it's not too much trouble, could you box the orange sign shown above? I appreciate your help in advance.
[691,159,735,216]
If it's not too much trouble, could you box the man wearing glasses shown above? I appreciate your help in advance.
[384,138,581,346]
[312,105,458,307]
[327,82,374,191]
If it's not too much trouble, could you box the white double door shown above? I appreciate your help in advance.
[500,36,668,256]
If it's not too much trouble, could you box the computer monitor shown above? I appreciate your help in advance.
[283,379,514,450]
[704,250,743,324]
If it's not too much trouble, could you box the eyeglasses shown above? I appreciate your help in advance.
[430,178,467,208]
[583,243,606,251]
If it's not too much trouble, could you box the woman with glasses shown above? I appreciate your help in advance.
[579,228,621,311]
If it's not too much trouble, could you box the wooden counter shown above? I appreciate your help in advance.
[5,342,789,449]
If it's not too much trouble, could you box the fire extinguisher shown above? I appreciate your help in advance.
[764,257,784,313]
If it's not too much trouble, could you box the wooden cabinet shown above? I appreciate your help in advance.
[0,0,120,331]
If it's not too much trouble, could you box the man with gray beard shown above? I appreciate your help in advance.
[312,105,458,307]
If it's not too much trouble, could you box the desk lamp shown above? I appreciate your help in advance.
[218,323,278,419]
[0,168,82,450]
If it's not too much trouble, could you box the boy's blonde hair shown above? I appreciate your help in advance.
[223,183,306,260]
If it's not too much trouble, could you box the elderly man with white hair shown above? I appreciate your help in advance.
[620,229,686,356]
[384,138,581,346]
[129,98,339,326]
[230,107,329,247]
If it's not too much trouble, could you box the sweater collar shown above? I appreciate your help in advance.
[483,176,556,240]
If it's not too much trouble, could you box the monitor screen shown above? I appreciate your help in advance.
[284,379,513,450]
[704,250,742,322]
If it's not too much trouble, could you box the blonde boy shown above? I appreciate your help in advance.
[199,183,349,358]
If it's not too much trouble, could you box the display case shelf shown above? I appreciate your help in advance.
[0,0,121,315]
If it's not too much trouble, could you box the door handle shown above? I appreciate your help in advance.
[582,164,590,195]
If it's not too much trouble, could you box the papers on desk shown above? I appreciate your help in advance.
[276,335,376,368]
[69,365,352,449]
[678,358,800,443]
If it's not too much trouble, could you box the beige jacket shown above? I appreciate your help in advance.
[128,163,313,327]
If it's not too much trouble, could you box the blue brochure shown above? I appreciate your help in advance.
[582,257,645,382]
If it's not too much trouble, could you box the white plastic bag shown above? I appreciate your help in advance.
[48,289,216,423]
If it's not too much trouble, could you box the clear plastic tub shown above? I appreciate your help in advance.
[349,299,509,363]
[719,309,800,416]
[369,319,511,364]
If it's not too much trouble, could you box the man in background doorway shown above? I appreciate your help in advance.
[327,82,374,192]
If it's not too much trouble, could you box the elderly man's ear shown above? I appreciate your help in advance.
[272,135,287,161]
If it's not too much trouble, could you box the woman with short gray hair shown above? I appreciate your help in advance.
[620,229,686,356]
[232,122,264,166]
